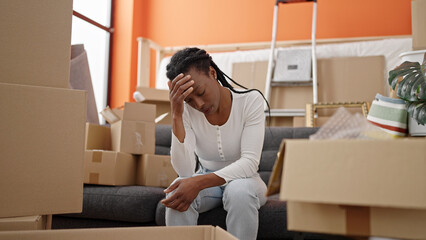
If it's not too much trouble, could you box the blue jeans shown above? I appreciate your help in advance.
[165,168,267,240]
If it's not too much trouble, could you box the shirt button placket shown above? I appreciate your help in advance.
[216,127,224,160]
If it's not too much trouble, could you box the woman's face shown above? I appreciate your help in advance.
[183,66,220,115]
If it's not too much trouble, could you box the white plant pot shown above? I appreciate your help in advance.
[399,50,426,136]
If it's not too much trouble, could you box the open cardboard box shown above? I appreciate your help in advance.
[0,225,237,240]
[0,83,86,218]
[85,123,111,150]
[111,102,156,154]
[279,138,426,239]
[0,215,51,231]
[135,87,171,125]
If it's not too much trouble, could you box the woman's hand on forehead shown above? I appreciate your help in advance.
[168,73,194,119]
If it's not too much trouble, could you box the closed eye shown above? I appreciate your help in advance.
[197,90,205,96]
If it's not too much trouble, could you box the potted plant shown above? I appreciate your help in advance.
[388,52,426,129]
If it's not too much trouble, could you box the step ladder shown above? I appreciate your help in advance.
[264,0,318,117]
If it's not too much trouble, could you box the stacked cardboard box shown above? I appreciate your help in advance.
[85,123,137,186]
[137,154,177,188]
[279,139,426,239]
[111,102,156,155]
[0,216,51,231]
[0,0,87,232]
[85,103,176,187]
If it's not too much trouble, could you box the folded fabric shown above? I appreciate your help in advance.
[310,107,393,140]
[366,94,408,137]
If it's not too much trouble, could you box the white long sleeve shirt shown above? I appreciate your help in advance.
[170,90,265,182]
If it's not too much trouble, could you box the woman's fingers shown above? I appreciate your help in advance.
[170,73,186,92]
[169,75,194,105]
[170,73,184,90]
[161,193,176,205]
[164,180,180,193]
[175,201,190,212]
[170,74,192,95]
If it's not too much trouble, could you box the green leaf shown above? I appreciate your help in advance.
[419,79,426,100]
[388,62,420,89]
[406,101,426,125]
[409,74,425,100]
[397,72,419,101]
[388,68,417,89]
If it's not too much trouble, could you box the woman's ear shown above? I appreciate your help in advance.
[209,66,217,80]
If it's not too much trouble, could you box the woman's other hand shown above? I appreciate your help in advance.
[161,177,201,212]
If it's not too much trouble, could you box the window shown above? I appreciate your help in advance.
[71,0,112,124]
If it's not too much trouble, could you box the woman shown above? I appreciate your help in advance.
[161,47,268,240]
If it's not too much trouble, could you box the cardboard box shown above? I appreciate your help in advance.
[0,215,51,231]
[292,116,331,127]
[412,0,426,50]
[265,116,294,127]
[280,139,426,239]
[136,87,171,125]
[317,56,385,105]
[0,225,237,240]
[111,102,156,154]
[0,83,86,218]
[0,0,72,88]
[232,56,385,109]
[136,154,177,188]
[84,150,137,186]
[85,123,111,150]
[232,57,385,126]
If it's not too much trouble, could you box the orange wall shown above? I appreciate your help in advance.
[110,0,149,108]
[110,0,412,108]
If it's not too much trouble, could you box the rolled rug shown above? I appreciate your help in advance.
[367,93,408,137]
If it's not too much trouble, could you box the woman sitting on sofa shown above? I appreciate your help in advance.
[161,47,268,240]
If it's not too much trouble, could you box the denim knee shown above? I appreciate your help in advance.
[223,181,260,210]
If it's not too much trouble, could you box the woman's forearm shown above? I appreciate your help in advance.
[172,116,185,143]
[192,173,226,190]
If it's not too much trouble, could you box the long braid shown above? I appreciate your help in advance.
[166,47,271,123]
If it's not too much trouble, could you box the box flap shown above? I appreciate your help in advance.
[136,87,169,103]
[123,102,156,122]
[100,106,121,123]
[0,226,235,239]
[214,226,237,240]
[280,139,426,209]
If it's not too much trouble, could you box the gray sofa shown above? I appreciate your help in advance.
[53,125,350,240]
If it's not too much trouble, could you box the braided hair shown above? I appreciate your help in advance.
[166,47,271,112]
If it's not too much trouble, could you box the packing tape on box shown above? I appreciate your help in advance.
[89,173,99,184]
[340,205,371,235]
[89,151,102,184]
[92,151,103,163]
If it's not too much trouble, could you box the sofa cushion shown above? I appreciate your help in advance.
[259,127,319,184]
[155,125,172,155]
[64,185,166,223]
